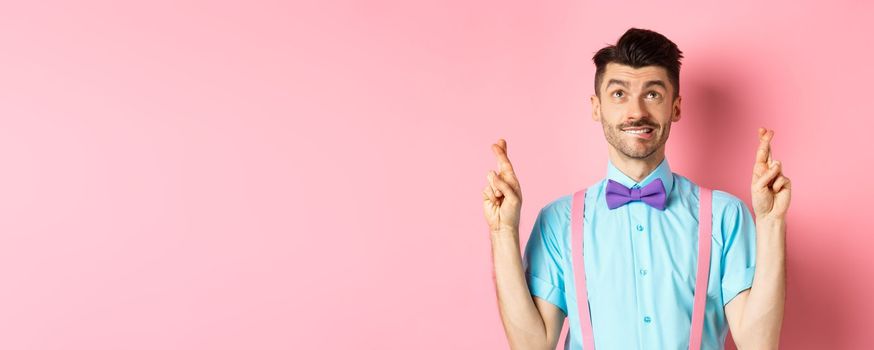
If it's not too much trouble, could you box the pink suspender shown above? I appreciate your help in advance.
[570,190,596,349]
[570,186,712,349]
[689,187,712,350]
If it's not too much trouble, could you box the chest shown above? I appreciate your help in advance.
[573,202,708,297]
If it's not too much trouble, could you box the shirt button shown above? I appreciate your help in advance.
[639,269,648,276]
[636,224,644,232]
[643,316,652,323]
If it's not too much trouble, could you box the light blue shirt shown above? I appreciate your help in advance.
[523,158,756,350]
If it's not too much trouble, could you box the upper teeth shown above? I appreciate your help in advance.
[624,129,651,134]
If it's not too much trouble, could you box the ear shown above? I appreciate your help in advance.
[671,95,681,122]
[590,94,601,122]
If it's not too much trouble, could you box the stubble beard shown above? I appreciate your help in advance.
[601,114,671,160]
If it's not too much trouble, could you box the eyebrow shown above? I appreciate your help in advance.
[605,79,628,89]
[643,80,667,90]
[605,79,668,90]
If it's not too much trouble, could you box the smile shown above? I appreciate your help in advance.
[621,127,655,139]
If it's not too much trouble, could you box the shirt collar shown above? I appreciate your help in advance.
[605,157,675,200]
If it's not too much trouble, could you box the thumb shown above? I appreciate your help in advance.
[491,171,520,204]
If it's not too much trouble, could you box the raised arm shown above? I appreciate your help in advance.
[483,139,565,350]
[725,128,790,349]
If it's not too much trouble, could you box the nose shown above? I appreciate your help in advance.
[627,97,648,120]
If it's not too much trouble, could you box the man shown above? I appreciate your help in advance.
[482,28,789,349]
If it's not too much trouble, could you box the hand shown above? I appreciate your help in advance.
[751,128,791,221]
[482,139,523,235]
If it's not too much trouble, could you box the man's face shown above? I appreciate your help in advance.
[591,62,681,160]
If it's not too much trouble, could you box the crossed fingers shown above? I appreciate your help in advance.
[754,127,774,177]
[486,139,520,201]
[753,127,790,193]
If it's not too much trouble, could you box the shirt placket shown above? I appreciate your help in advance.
[629,185,655,349]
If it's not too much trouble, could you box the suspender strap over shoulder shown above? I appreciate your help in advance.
[689,187,712,350]
[570,190,595,350]
[569,186,713,349]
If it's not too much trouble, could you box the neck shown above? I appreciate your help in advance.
[607,147,665,183]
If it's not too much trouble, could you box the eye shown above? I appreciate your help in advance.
[646,91,661,99]
[612,90,625,98]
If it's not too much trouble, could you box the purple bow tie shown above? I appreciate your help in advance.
[605,178,667,210]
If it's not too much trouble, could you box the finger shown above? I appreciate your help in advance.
[772,174,790,193]
[755,128,773,166]
[496,139,509,178]
[495,144,503,176]
[483,184,497,203]
[753,160,781,190]
[491,171,520,203]
[492,141,516,176]
[488,171,503,198]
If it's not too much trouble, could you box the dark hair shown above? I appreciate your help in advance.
[593,28,684,100]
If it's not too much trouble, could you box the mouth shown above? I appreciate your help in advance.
[621,127,655,139]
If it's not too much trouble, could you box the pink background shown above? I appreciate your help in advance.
[0,1,871,349]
